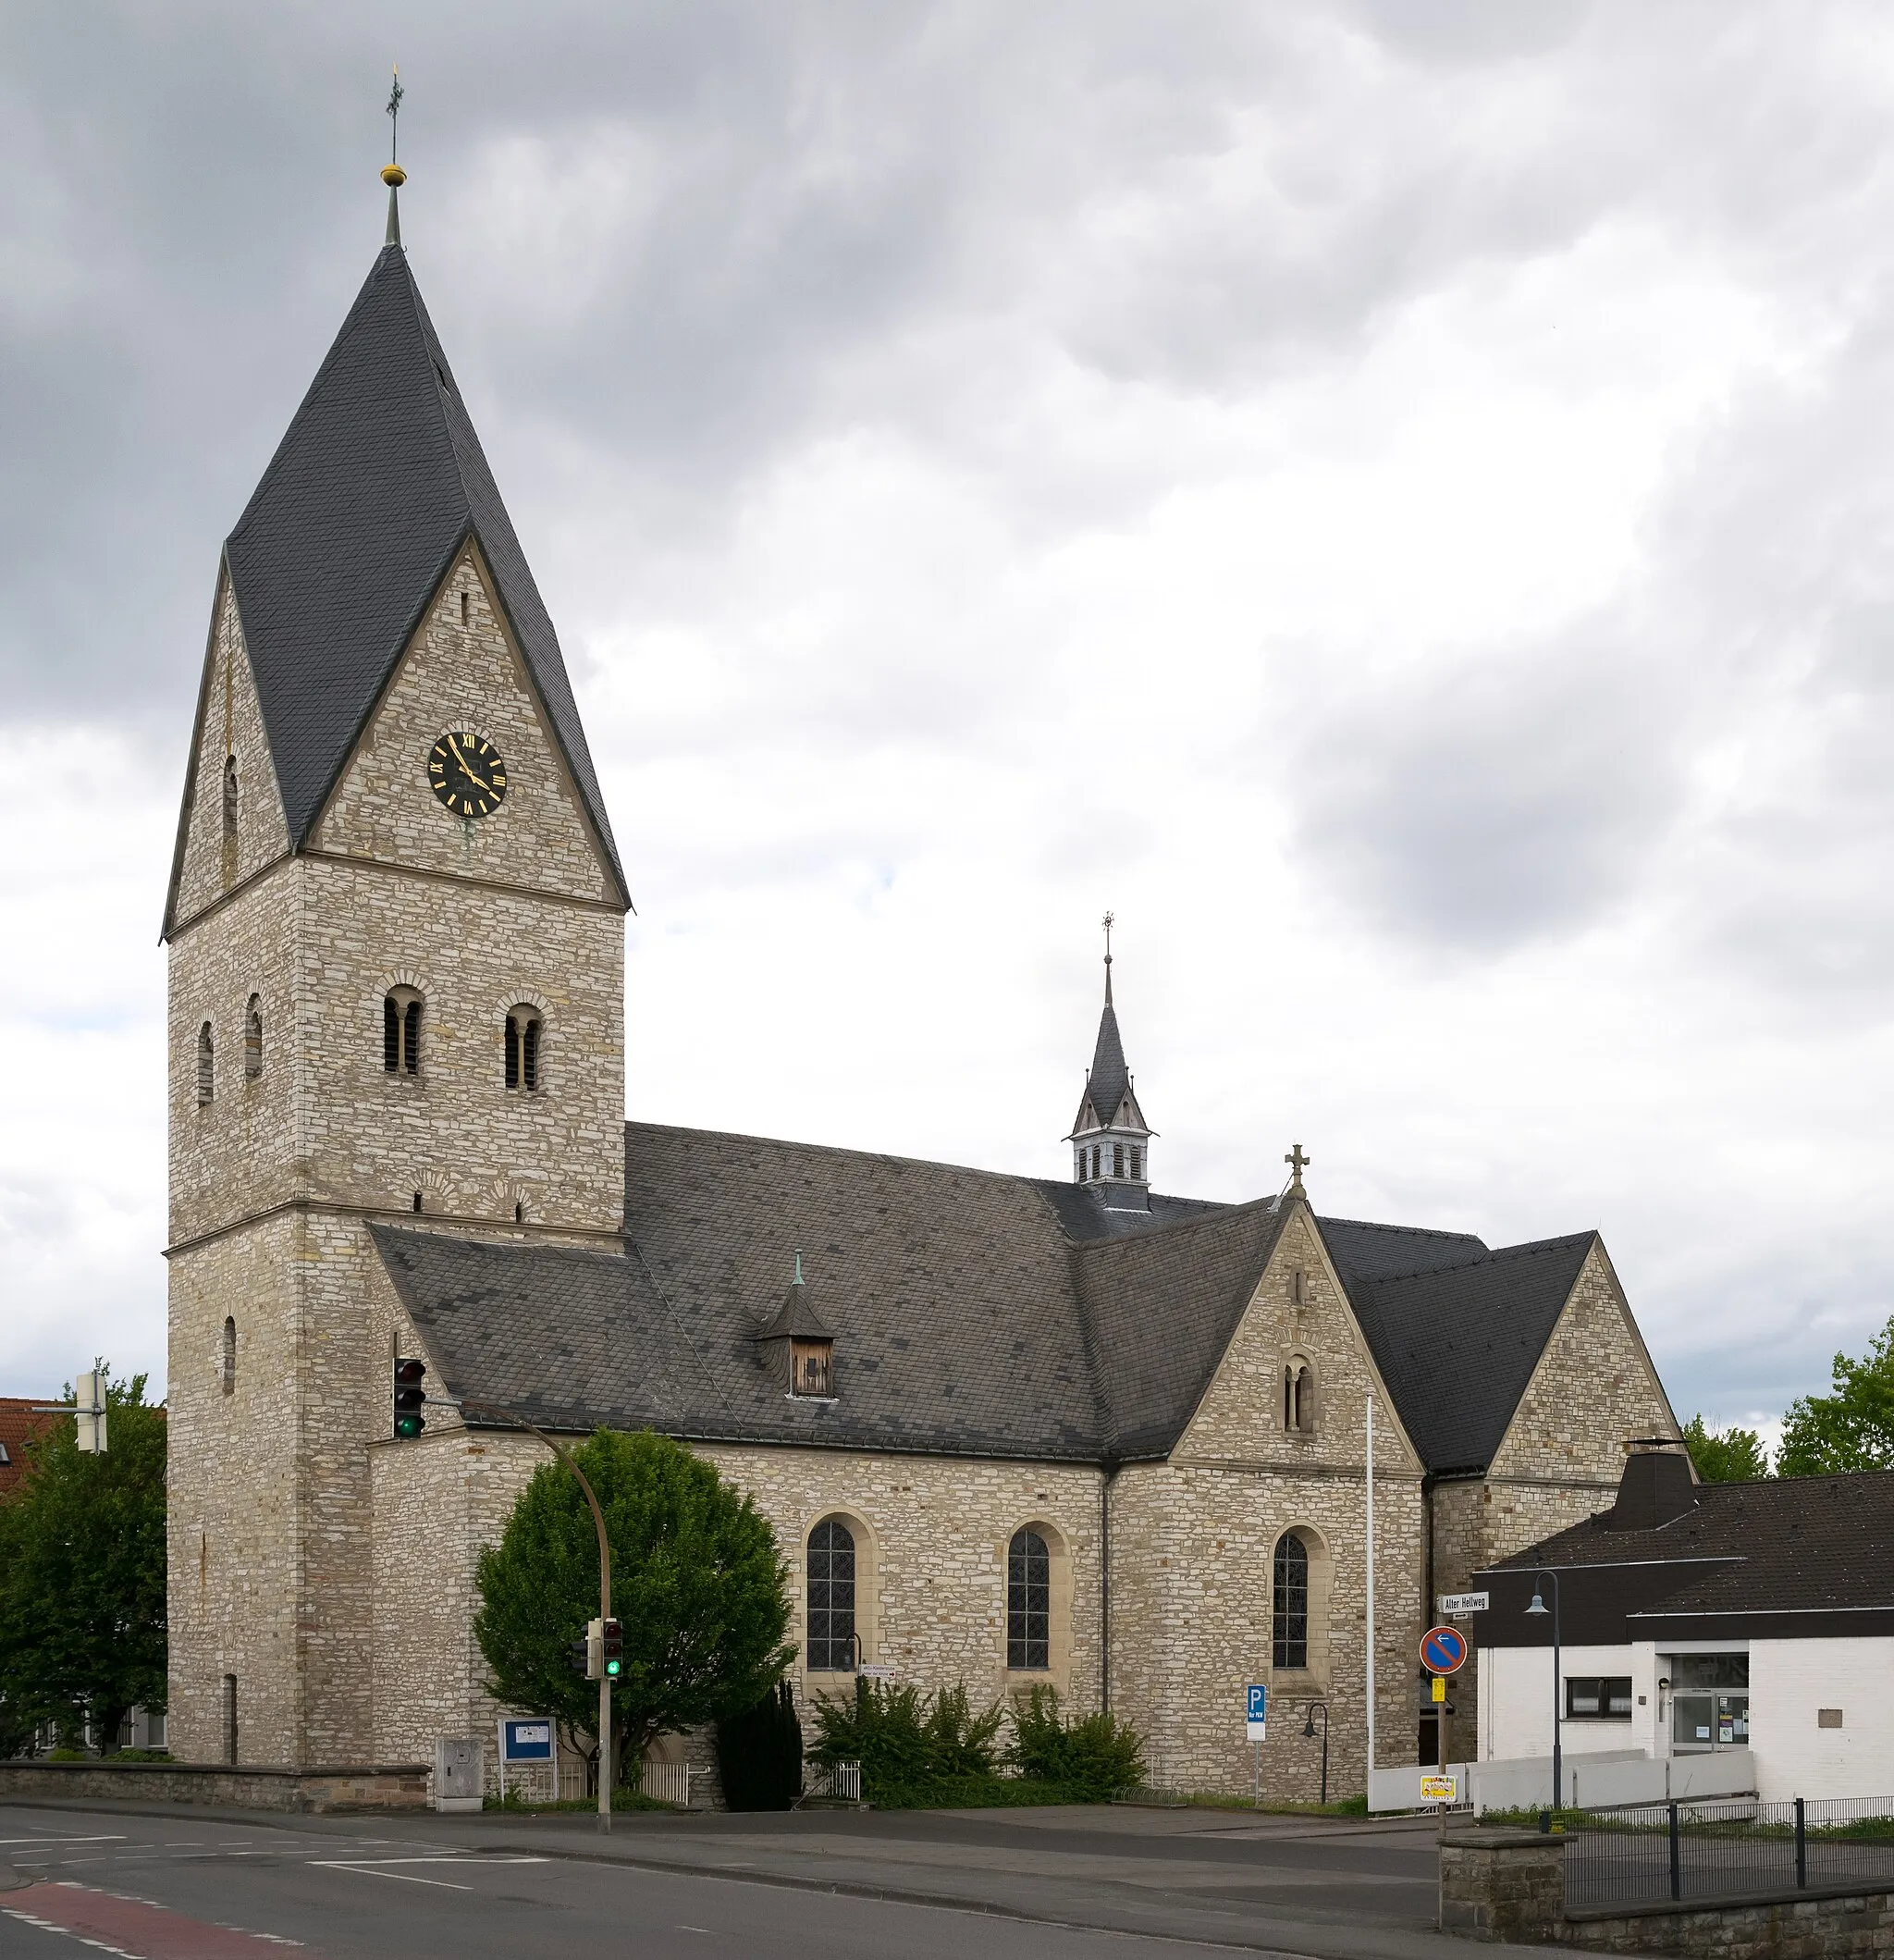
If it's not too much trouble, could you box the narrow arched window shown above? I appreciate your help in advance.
[221,1316,236,1397]
[197,1022,215,1105]
[1273,1532,1309,1669]
[505,1008,543,1091]
[1113,1143,1125,1177]
[1090,1144,1101,1179]
[384,990,422,1075]
[1130,1146,1142,1180]
[244,996,263,1080]
[1007,1528,1051,1670]
[222,754,238,844]
[806,1518,856,1671]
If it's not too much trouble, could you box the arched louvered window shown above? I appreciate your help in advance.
[1007,1528,1051,1670]
[221,1315,236,1397]
[505,1008,543,1091]
[1273,1532,1309,1669]
[1113,1143,1125,1177]
[806,1518,856,1671]
[196,1022,215,1105]
[384,990,422,1075]
[244,995,263,1080]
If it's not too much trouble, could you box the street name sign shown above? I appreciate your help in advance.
[1439,1591,1489,1618]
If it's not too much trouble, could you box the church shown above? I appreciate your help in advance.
[163,167,1684,1803]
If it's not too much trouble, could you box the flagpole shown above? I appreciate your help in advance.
[1365,1388,1376,1797]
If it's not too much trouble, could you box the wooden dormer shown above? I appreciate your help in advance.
[753,1253,836,1401]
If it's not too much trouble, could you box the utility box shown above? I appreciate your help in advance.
[434,1736,483,1813]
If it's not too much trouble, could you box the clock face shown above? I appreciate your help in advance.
[428,732,509,819]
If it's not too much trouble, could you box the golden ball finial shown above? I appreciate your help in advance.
[382,163,407,188]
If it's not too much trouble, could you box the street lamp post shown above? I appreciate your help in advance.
[1525,1571,1562,1813]
[1300,1701,1330,1806]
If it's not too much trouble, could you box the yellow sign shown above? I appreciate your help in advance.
[1420,1773,1458,1803]
[1432,1674,1447,1703]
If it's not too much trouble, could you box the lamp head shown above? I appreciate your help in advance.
[1302,1708,1317,1737]
[1525,1589,1549,1617]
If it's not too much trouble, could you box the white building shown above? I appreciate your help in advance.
[1471,1446,1894,1806]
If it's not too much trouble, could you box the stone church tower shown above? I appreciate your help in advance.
[1067,920,1154,1207]
[162,179,630,1767]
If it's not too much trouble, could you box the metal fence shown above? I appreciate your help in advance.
[1564,1797,1894,1909]
[640,1761,699,1808]
[800,1760,862,1806]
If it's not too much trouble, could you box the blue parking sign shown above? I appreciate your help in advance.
[1246,1683,1267,1738]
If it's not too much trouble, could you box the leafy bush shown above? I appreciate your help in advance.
[923,1683,1003,1779]
[1009,1685,1145,1800]
[716,1680,803,1811]
[807,1678,935,1799]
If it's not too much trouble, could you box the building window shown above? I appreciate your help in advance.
[1075,1151,1085,1183]
[196,1022,215,1104]
[1129,1146,1142,1180]
[806,1518,856,1671]
[223,1673,238,1767]
[459,588,471,626]
[1283,1360,1316,1435]
[791,1338,833,1399]
[221,1316,235,1397]
[1007,1528,1051,1670]
[412,1190,423,1214]
[244,996,263,1079]
[222,754,238,844]
[384,990,422,1075]
[1272,1532,1309,1669]
[505,1008,542,1091]
[514,1200,525,1225]
[1567,1676,1633,1720]
[1090,1144,1101,1179]
[1112,1143,1125,1177]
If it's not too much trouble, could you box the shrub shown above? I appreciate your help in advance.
[1010,1685,1145,1799]
[923,1683,1003,1779]
[808,1678,1003,1805]
[716,1680,803,1811]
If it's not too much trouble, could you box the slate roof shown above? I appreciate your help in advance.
[1476,1469,1894,1642]
[1342,1234,1597,1478]
[375,1121,1605,1472]
[1069,965,1148,1139]
[167,240,626,930]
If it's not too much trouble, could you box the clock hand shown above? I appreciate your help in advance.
[447,734,494,793]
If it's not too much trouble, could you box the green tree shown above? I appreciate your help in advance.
[1680,1413,1770,1482]
[473,1429,792,1788]
[0,1369,166,1752]
[1777,1315,1894,1475]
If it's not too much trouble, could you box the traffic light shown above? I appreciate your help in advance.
[392,1358,426,1438]
[601,1618,622,1680]
[576,1617,603,1682]
[568,1633,591,1676]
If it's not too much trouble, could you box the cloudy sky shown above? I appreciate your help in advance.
[4,3,1892,1433]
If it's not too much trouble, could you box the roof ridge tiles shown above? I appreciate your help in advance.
[1362,1229,1597,1290]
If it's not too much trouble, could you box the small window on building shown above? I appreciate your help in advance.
[1007,1527,1051,1670]
[1283,1361,1315,1435]
[1567,1676,1633,1720]
[806,1518,856,1671]
[1112,1143,1125,1177]
[1272,1531,1309,1669]
[0,1441,11,1464]
[791,1337,833,1399]
[196,1021,215,1105]
[244,995,263,1079]
[1075,1151,1085,1183]
[384,990,422,1075]
[222,753,238,844]
[505,1008,543,1091]
[221,1316,236,1396]
[1090,1144,1101,1179]
[459,589,471,626]
[1129,1146,1142,1180]
[514,1200,525,1225]
[412,1190,424,1214]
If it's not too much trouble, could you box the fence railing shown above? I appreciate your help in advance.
[1564,1797,1894,1909]
[800,1760,862,1806]
[640,1761,698,1808]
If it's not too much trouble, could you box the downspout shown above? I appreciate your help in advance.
[1100,1461,1116,1713]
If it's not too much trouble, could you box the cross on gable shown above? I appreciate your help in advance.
[1285,1143,1310,1191]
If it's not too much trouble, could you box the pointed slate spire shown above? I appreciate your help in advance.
[1066,917,1154,1193]
[213,184,627,907]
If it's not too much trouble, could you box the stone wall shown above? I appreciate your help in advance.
[1561,1891,1894,1958]
[0,1760,428,1814]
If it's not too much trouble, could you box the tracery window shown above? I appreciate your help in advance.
[384,990,422,1075]
[1272,1531,1309,1670]
[806,1518,857,1671]
[1007,1527,1051,1670]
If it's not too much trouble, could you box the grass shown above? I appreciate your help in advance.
[486,1789,682,1814]
[1113,1788,1368,1816]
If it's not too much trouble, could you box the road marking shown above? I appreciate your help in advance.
[0,1837,128,1847]
[312,1864,473,1891]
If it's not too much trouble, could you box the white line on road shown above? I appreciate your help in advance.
[311,1865,473,1891]
[0,1837,128,1847]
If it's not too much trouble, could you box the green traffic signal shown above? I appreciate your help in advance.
[605,1658,622,1677]
[392,1358,426,1438]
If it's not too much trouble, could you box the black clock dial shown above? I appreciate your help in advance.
[428,732,509,819]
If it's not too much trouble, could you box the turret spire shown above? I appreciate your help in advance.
[1066,916,1155,1202]
[382,68,407,247]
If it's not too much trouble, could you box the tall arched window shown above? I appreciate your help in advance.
[244,995,263,1080]
[384,990,422,1075]
[1007,1527,1051,1670]
[196,1022,215,1105]
[1283,1360,1317,1436]
[806,1518,856,1671]
[221,1315,236,1397]
[1273,1532,1309,1669]
[504,1008,543,1091]
[1112,1143,1125,1177]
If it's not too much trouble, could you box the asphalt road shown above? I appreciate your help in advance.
[0,1798,1502,1960]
